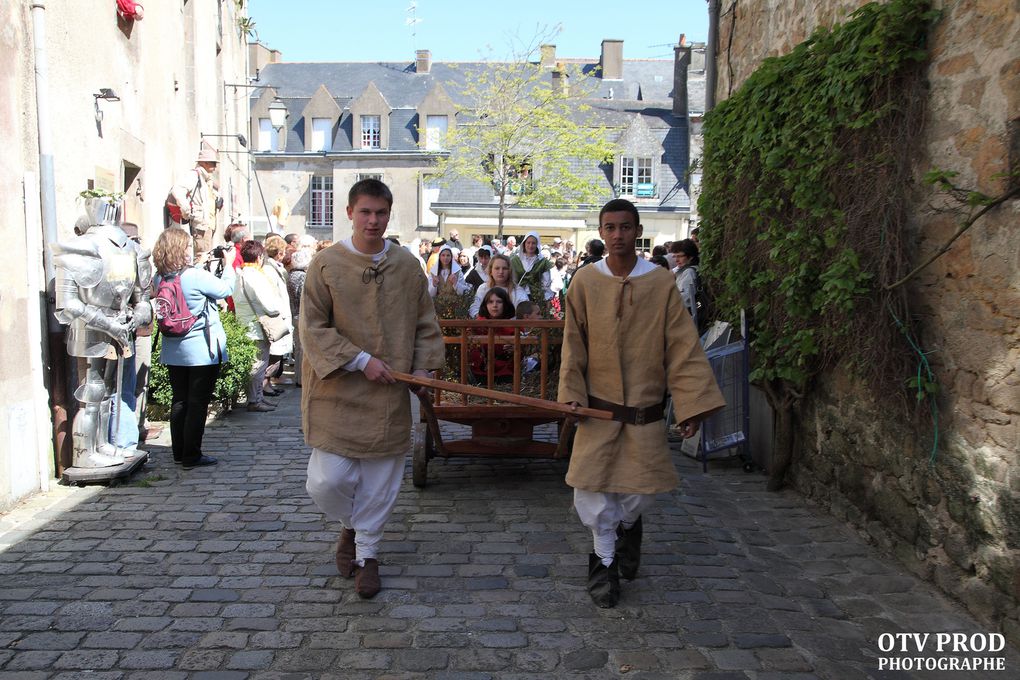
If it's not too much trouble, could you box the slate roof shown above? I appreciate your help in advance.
[254,57,697,211]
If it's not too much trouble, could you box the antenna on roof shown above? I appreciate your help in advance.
[406,1,422,52]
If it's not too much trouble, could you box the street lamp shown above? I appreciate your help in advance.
[201,133,248,148]
[268,99,288,130]
[93,88,120,124]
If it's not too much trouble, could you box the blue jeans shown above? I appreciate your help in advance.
[109,354,139,449]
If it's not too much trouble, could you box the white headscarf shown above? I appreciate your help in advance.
[518,231,546,272]
[429,244,459,278]
[521,231,543,256]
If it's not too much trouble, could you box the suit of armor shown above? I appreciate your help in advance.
[51,198,153,468]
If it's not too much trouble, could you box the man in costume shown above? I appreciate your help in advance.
[51,197,153,469]
[168,144,221,256]
[301,179,445,599]
[559,198,725,608]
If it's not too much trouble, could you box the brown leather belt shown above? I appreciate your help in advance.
[587,395,667,426]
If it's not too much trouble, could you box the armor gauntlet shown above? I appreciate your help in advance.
[131,301,153,329]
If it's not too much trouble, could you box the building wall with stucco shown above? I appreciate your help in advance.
[0,2,51,511]
[712,0,1020,642]
[0,0,250,510]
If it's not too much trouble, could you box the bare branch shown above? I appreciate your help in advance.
[885,183,1020,290]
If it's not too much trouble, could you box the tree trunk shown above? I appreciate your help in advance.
[767,399,794,491]
[761,379,796,492]
[497,190,506,240]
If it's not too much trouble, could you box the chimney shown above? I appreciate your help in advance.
[416,49,431,74]
[673,37,692,117]
[600,39,623,80]
[540,44,556,69]
[551,63,570,96]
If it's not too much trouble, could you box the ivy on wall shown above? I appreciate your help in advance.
[698,0,939,487]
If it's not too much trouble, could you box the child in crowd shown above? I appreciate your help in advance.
[515,300,540,321]
[469,287,516,382]
[469,253,529,317]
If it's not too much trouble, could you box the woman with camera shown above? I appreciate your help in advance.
[152,227,234,469]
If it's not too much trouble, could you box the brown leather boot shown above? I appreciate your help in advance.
[335,528,356,578]
[355,559,381,599]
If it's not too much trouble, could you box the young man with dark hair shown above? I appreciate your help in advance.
[301,178,445,599]
[559,198,725,608]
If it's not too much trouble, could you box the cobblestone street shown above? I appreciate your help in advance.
[0,384,1016,679]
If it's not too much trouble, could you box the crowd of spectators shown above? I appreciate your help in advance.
[408,226,703,328]
[152,223,338,467]
[149,218,702,468]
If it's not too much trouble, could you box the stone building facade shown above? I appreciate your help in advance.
[0,1,251,510]
[247,39,701,249]
[712,0,1019,641]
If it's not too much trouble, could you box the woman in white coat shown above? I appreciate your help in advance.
[262,237,294,390]
[234,240,287,412]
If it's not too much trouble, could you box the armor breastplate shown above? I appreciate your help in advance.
[53,225,142,359]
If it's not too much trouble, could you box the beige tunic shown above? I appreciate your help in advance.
[558,263,725,494]
[300,243,445,458]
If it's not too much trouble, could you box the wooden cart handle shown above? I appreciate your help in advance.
[392,371,615,421]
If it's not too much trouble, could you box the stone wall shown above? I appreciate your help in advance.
[714,0,1020,641]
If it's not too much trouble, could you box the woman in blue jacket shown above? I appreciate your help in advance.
[152,228,234,468]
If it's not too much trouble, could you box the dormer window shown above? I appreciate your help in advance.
[425,115,448,151]
[310,118,332,152]
[258,119,279,152]
[361,115,382,149]
[620,156,654,197]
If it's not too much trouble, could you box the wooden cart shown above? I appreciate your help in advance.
[409,318,576,488]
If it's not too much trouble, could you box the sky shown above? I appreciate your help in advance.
[246,0,709,63]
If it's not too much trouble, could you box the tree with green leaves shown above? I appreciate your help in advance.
[429,38,617,239]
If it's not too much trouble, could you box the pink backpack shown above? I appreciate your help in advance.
[153,272,201,336]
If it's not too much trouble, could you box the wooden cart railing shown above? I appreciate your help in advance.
[409,318,571,487]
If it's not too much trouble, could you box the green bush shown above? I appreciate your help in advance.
[147,311,258,420]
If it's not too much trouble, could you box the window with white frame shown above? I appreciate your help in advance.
[361,115,381,149]
[425,114,448,151]
[258,118,279,152]
[620,156,654,196]
[310,118,333,152]
[308,176,333,227]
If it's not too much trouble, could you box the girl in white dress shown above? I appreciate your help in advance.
[469,253,530,317]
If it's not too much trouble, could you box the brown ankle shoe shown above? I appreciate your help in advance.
[335,529,356,578]
[354,559,381,599]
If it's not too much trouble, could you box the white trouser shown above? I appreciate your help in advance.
[574,489,657,563]
[306,448,405,561]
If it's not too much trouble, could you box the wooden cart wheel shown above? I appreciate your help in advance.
[412,423,428,488]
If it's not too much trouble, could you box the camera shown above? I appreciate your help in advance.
[205,246,228,277]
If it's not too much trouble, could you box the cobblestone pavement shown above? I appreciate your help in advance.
[1,382,1017,680]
